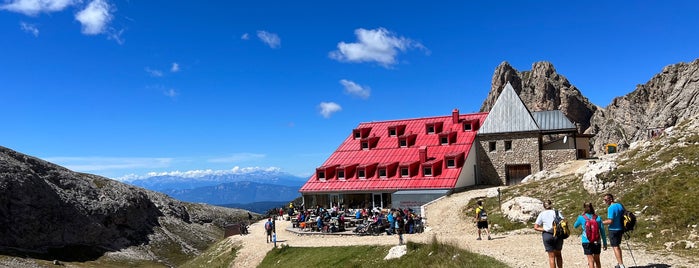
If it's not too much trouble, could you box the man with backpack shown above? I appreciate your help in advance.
[264,218,274,243]
[474,200,492,240]
[603,193,626,268]
[573,202,607,268]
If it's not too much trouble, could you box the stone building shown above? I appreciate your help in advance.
[477,83,590,185]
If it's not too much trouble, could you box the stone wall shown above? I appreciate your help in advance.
[541,149,576,171]
[477,133,540,185]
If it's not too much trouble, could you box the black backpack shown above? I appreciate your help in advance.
[622,208,637,232]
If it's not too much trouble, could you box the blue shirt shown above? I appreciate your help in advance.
[607,203,624,231]
[573,213,607,246]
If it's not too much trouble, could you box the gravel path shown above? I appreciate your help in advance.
[227,187,695,268]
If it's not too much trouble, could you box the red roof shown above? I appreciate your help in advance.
[300,111,488,193]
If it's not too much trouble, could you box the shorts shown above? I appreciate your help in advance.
[542,232,563,252]
[266,229,272,236]
[477,221,489,229]
[582,242,601,255]
[609,230,623,247]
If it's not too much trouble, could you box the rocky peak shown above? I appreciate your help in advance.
[481,61,598,132]
[587,59,699,153]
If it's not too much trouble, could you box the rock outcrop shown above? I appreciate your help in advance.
[481,61,598,132]
[587,59,699,153]
[0,146,248,263]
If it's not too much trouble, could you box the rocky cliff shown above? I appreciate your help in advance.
[481,61,598,132]
[0,146,248,264]
[587,59,699,153]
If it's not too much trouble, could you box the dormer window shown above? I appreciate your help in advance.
[377,162,397,178]
[397,133,417,148]
[318,171,326,179]
[388,124,406,137]
[444,152,464,169]
[357,163,377,179]
[352,127,372,140]
[337,170,345,179]
[360,136,380,150]
[378,169,387,178]
[400,167,409,177]
[425,122,443,134]
[399,161,419,178]
[423,167,432,176]
[422,159,442,177]
[463,122,472,131]
[438,131,457,145]
[358,169,366,178]
[316,164,338,180]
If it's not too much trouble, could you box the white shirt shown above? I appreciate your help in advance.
[535,209,564,232]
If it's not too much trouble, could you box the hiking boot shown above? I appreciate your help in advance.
[476,237,482,240]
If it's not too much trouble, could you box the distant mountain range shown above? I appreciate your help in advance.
[125,171,307,206]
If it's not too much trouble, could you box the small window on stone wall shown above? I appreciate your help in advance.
[505,140,512,151]
[488,141,496,152]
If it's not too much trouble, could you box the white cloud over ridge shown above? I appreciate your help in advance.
[116,166,281,181]
[75,0,112,35]
[45,156,173,172]
[319,101,341,118]
[340,79,371,99]
[0,0,75,16]
[257,30,280,48]
[208,153,266,163]
[329,27,428,67]
[20,21,39,36]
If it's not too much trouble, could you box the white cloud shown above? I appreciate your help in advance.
[44,156,173,173]
[208,153,266,163]
[319,101,342,118]
[116,166,281,181]
[241,33,249,40]
[0,0,75,16]
[329,27,428,67]
[145,67,163,77]
[257,30,280,49]
[19,21,39,36]
[107,28,124,44]
[164,88,178,98]
[75,0,112,35]
[170,62,180,72]
[340,79,371,99]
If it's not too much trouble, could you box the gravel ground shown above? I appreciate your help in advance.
[228,187,696,268]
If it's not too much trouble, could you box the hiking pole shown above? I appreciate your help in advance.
[624,232,638,266]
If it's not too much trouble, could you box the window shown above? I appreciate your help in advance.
[318,171,325,179]
[338,170,345,179]
[388,128,397,137]
[446,158,456,168]
[400,167,409,177]
[353,131,361,139]
[505,140,512,151]
[423,167,433,176]
[358,169,366,179]
[489,141,496,152]
[440,136,449,145]
[399,139,407,148]
[463,123,472,131]
[361,142,369,150]
[378,169,387,178]
[426,125,435,134]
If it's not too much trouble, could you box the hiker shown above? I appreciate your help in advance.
[603,193,626,268]
[474,200,492,240]
[394,213,405,245]
[534,199,564,268]
[264,218,274,243]
[573,202,608,268]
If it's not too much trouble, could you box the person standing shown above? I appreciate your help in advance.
[394,212,405,245]
[603,193,626,268]
[264,218,273,243]
[474,200,492,240]
[573,202,607,268]
[534,199,564,268]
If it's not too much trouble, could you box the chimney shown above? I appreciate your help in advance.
[419,146,427,163]
[452,108,459,124]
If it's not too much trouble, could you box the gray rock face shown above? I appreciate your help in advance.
[500,196,544,223]
[481,61,598,132]
[587,59,699,153]
[0,146,246,262]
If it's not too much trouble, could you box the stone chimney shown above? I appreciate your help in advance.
[419,146,427,163]
[452,108,459,124]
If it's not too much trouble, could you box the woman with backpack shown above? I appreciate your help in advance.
[534,199,564,268]
[573,202,608,268]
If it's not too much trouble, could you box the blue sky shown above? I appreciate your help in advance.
[2,1,698,180]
